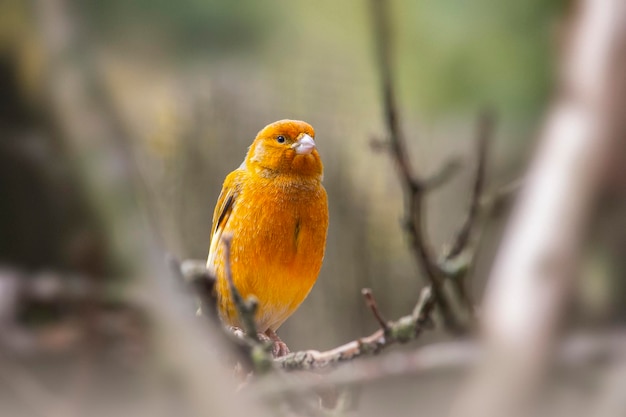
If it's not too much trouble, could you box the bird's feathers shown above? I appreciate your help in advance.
[207,170,241,273]
[206,120,328,332]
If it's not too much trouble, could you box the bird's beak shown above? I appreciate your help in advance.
[292,133,316,155]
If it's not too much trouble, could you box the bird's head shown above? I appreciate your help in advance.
[245,120,323,180]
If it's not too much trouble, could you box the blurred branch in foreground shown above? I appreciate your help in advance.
[450,0,626,416]
[259,330,626,397]
[13,0,271,416]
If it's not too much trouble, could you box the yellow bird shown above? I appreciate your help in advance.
[207,120,328,356]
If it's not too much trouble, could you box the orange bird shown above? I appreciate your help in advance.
[207,120,328,356]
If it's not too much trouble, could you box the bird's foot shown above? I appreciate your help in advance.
[265,329,290,358]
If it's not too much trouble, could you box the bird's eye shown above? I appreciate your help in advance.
[276,135,286,143]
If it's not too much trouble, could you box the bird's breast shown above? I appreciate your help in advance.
[222,176,328,330]
[236,178,327,264]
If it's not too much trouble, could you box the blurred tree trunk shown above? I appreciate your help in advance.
[450,0,626,416]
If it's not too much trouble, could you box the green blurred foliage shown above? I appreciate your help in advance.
[80,0,274,55]
[78,0,566,121]
[397,0,567,119]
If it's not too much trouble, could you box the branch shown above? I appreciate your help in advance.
[369,0,460,332]
[175,261,435,375]
[439,111,494,313]
[361,288,390,332]
[422,158,464,190]
[445,111,493,260]
[173,247,274,374]
[260,330,626,398]
[275,287,434,371]
[437,176,522,281]
[480,177,523,217]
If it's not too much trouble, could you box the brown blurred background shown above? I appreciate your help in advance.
[4,0,625,415]
[1,0,559,345]
[0,0,572,356]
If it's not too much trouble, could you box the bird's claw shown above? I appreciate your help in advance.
[265,329,290,358]
[271,340,290,358]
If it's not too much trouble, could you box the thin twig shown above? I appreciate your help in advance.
[437,176,522,281]
[361,288,389,332]
[480,177,524,216]
[422,158,464,190]
[445,111,493,260]
[411,286,435,324]
[438,111,494,314]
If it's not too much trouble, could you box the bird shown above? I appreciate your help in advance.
[207,119,328,356]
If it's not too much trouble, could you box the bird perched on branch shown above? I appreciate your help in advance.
[207,120,328,357]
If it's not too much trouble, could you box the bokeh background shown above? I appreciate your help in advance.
[3,0,558,344]
[4,0,625,416]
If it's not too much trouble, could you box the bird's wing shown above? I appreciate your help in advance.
[207,169,244,271]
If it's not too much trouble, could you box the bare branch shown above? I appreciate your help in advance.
[480,177,524,216]
[437,111,494,315]
[422,158,464,191]
[445,111,493,260]
[368,0,461,332]
[260,330,626,398]
[276,287,435,371]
